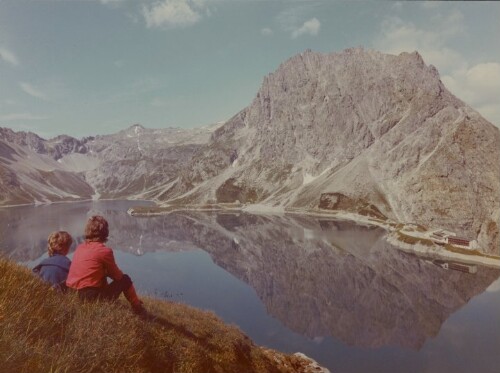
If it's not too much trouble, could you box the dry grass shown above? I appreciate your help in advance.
[396,232,434,246]
[318,192,388,221]
[415,224,427,232]
[0,258,308,373]
[443,244,500,260]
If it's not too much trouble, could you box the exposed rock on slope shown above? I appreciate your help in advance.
[0,139,93,205]
[158,48,500,253]
[0,124,220,204]
[0,127,91,160]
[83,124,219,200]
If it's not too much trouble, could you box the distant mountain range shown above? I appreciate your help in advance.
[1,48,498,252]
[0,123,219,205]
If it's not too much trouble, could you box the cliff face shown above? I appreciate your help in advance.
[0,127,91,159]
[160,49,500,253]
[0,138,94,205]
[82,124,219,200]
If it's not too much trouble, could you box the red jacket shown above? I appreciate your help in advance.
[66,241,123,290]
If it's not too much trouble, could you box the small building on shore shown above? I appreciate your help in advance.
[430,230,472,249]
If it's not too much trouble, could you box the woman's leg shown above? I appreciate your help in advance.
[102,274,132,300]
[77,287,101,301]
[103,274,142,308]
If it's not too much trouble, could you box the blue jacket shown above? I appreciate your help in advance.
[33,254,71,289]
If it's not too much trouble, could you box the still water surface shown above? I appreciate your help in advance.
[1,200,499,373]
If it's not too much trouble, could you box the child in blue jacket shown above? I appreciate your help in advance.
[33,231,73,291]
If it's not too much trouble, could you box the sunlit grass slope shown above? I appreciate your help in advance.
[0,258,310,373]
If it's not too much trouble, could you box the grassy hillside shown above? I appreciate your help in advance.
[0,258,315,373]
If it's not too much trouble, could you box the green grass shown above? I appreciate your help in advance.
[0,258,310,373]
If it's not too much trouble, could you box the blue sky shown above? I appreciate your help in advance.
[0,0,499,138]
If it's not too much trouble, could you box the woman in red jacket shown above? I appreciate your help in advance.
[67,215,145,315]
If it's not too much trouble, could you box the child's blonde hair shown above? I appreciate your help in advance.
[47,231,73,256]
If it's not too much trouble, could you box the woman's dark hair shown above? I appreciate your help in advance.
[85,215,109,243]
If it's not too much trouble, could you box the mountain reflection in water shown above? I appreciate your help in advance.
[1,201,498,353]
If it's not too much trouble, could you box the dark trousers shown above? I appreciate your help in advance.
[78,274,133,302]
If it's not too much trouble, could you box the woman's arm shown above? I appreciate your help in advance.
[102,249,124,280]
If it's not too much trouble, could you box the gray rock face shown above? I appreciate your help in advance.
[160,48,500,253]
[0,128,91,160]
[0,137,94,205]
[0,123,219,204]
[82,124,219,199]
[46,135,92,160]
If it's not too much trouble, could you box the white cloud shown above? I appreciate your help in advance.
[291,18,320,39]
[374,14,465,71]
[261,27,273,36]
[442,63,500,126]
[143,0,205,29]
[464,63,500,93]
[0,47,19,66]
[20,82,49,101]
[0,113,48,121]
[374,9,500,128]
[275,3,320,36]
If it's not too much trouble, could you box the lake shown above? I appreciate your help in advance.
[1,200,499,373]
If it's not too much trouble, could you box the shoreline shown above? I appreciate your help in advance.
[3,199,499,269]
[0,196,155,209]
[128,202,500,269]
[386,233,500,269]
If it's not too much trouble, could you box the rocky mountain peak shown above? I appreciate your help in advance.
[0,127,47,153]
[218,48,449,172]
[165,48,500,253]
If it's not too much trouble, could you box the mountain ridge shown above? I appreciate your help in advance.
[153,48,499,252]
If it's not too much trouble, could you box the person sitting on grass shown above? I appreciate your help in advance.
[66,215,145,315]
[33,231,73,291]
